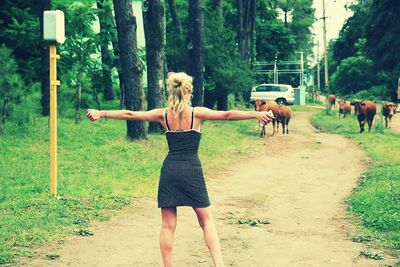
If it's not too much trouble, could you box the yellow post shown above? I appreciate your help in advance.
[397,78,400,101]
[50,44,60,197]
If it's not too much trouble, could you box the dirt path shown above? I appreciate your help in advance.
[389,112,400,132]
[22,112,398,267]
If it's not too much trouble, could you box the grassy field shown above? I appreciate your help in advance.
[311,110,400,253]
[0,110,262,264]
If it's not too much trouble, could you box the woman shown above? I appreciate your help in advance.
[86,72,272,267]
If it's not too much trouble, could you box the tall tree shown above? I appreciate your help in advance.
[57,2,98,124]
[188,0,205,106]
[213,0,229,110]
[365,0,400,72]
[38,0,51,116]
[96,0,114,101]
[0,1,41,83]
[237,0,256,62]
[165,0,186,72]
[204,0,253,109]
[0,45,24,133]
[290,0,315,55]
[143,0,166,133]
[167,0,183,38]
[113,0,146,140]
[364,0,400,101]
[255,0,294,62]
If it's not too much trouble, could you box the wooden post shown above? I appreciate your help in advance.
[397,78,400,101]
[49,44,60,197]
[322,0,330,94]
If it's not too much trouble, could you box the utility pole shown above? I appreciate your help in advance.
[274,53,278,84]
[300,52,304,87]
[317,40,321,92]
[322,0,329,94]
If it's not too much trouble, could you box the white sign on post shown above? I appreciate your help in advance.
[43,10,65,44]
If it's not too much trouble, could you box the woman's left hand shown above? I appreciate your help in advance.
[87,109,102,122]
[256,111,273,125]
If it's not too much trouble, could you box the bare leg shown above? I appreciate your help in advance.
[160,207,177,267]
[193,207,224,267]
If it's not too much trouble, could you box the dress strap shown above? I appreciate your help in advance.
[164,108,171,131]
[190,108,195,130]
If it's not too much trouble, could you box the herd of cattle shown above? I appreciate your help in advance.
[254,95,398,137]
[327,95,397,133]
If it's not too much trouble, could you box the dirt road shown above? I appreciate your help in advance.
[23,111,398,267]
[389,112,400,132]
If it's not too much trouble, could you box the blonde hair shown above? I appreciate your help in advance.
[167,72,193,117]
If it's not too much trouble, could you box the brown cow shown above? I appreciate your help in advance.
[338,100,351,118]
[382,102,397,128]
[254,100,278,137]
[353,100,377,133]
[276,105,292,134]
[327,95,336,110]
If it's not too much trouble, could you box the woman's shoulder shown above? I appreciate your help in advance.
[193,106,211,113]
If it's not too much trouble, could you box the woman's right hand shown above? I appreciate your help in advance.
[256,111,274,125]
[87,109,103,122]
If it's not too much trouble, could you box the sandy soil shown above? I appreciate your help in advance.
[388,111,400,132]
[20,111,398,267]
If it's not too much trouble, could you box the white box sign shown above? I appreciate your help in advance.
[43,10,65,44]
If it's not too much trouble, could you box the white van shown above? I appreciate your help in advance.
[250,84,295,105]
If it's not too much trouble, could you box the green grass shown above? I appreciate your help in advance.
[0,112,262,264]
[290,104,325,112]
[311,110,400,253]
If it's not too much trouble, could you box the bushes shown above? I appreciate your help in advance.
[0,45,25,133]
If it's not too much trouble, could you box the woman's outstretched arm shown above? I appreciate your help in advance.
[194,107,273,125]
[86,108,164,122]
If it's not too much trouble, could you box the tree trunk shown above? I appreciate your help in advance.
[188,0,205,107]
[237,0,255,62]
[107,1,125,107]
[91,84,101,110]
[213,0,229,110]
[249,0,256,67]
[113,0,146,140]
[167,0,183,37]
[204,88,216,108]
[0,97,9,134]
[237,0,244,60]
[75,82,82,124]
[213,0,223,17]
[97,0,114,101]
[216,84,228,110]
[143,0,166,133]
[38,0,51,116]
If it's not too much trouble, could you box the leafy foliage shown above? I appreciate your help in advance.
[290,0,315,55]
[54,1,101,117]
[203,1,253,107]
[255,1,294,62]
[365,0,400,72]
[330,0,400,101]
[0,1,41,83]
[331,40,377,96]
[332,0,371,68]
[0,45,25,111]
